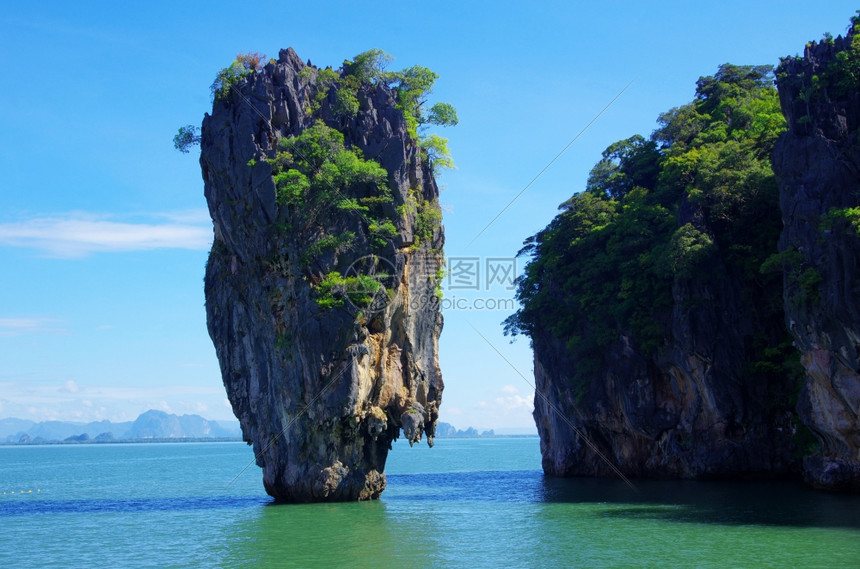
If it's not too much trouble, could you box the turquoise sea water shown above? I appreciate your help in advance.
[1,438,858,568]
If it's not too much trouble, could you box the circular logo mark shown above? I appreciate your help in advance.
[342,254,398,314]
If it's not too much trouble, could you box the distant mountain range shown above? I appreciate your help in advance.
[0,410,242,444]
[0,412,510,444]
[435,422,495,438]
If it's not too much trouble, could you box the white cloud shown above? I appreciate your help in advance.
[157,209,212,224]
[0,381,234,423]
[0,317,67,337]
[0,210,212,257]
[493,394,533,411]
[464,386,535,430]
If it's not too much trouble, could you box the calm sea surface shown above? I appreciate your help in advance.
[1,438,858,568]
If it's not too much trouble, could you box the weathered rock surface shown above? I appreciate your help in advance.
[531,68,800,483]
[533,209,799,481]
[201,48,444,501]
[773,31,860,491]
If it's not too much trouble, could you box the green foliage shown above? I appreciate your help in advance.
[777,15,860,103]
[300,232,355,266]
[269,121,388,209]
[426,102,459,127]
[389,64,438,132]
[585,135,660,199]
[762,246,821,308]
[506,63,790,389]
[267,121,398,275]
[210,51,266,102]
[380,60,458,140]
[414,198,442,247]
[420,134,455,173]
[760,247,804,274]
[821,206,860,235]
[828,22,860,97]
[343,49,393,84]
[368,219,398,248]
[665,223,715,277]
[315,271,382,309]
[260,50,451,308]
[333,88,359,119]
[173,125,200,153]
[306,49,459,174]
[798,268,823,303]
[433,266,446,300]
[273,169,310,205]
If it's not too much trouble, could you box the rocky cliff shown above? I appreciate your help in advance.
[532,211,799,480]
[773,28,860,491]
[512,65,802,482]
[200,48,444,501]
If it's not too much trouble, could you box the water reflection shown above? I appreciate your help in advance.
[385,470,860,530]
[217,497,445,568]
[540,476,860,529]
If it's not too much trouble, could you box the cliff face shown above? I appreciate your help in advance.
[534,203,798,480]
[200,49,444,501]
[519,65,801,482]
[773,32,860,491]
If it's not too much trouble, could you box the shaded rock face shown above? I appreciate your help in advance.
[773,33,860,491]
[534,214,799,481]
[201,48,444,501]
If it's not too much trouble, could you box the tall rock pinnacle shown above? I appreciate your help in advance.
[200,48,445,501]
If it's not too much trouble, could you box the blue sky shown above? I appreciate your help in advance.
[0,1,856,432]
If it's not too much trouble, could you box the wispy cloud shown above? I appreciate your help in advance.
[0,380,231,423]
[0,317,67,337]
[0,210,212,257]
[472,384,534,428]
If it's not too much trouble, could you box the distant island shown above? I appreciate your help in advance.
[0,409,242,445]
[435,422,495,438]
[0,411,505,445]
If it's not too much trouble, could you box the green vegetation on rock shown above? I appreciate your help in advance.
[211,51,267,102]
[506,63,790,385]
[268,121,390,209]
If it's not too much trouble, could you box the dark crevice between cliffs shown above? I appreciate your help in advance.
[507,14,860,492]
[200,48,448,502]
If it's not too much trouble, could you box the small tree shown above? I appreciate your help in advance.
[210,52,267,102]
[420,134,455,173]
[425,102,459,127]
[173,125,201,153]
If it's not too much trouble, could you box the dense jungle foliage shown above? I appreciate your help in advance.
[505,63,791,384]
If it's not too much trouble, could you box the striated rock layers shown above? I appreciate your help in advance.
[200,48,444,501]
[773,31,860,491]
